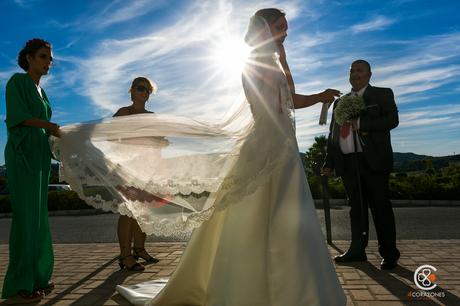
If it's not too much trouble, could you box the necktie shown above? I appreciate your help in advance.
[340,123,350,138]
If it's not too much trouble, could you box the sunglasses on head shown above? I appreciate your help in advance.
[134,85,151,93]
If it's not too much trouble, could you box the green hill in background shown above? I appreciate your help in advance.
[298,152,460,173]
[393,152,460,172]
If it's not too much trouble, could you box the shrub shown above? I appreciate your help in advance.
[0,191,92,213]
[47,191,92,210]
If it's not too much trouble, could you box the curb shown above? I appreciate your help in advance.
[1,200,459,218]
[313,199,460,207]
[0,209,109,219]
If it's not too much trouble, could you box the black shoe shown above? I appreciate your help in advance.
[133,248,159,264]
[119,255,145,271]
[334,251,367,263]
[380,258,398,270]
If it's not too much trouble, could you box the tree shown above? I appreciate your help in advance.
[304,135,328,176]
[424,157,433,170]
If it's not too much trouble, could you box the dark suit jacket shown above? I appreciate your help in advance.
[324,84,399,176]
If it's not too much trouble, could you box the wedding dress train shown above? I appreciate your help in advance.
[117,148,346,306]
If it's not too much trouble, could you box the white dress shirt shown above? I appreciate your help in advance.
[36,84,43,98]
[339,85,367,154]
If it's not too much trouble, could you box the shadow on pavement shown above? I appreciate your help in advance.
[342,262,457,305]
[391,265,460,306]
[69,268,132,306]
[70,260,163,305]
[40,257,121,306]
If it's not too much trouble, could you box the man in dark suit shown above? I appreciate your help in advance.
[322,59,400,270]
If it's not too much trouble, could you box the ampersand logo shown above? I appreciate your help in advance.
[414,265,438,291]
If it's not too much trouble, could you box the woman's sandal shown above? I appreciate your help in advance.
[133,248,159,264]
[119,255,145,271]
[5,290,44,305]
[36,282,55,296]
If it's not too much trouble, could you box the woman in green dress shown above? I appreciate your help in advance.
[2,38,60,305]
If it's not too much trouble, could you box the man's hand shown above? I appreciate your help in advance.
[321,167,332,177]
[320,89,341,104]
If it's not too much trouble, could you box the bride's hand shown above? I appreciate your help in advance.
[320,89,341,104]
[277,44,287,62]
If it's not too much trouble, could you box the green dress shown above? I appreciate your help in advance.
[1,73,54,298]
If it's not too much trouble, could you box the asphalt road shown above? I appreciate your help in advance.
[0,207,459,243]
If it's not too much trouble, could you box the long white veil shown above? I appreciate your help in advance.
[51,15,296,238]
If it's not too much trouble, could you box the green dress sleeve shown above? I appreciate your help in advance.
[5,74,34,129]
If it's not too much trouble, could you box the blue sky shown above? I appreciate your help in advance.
[1,0,459,164]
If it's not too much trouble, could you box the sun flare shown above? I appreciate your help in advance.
[210,37,251,80]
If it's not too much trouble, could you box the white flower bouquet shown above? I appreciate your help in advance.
[333,95,365,125]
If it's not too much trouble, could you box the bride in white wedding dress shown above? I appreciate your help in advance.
[52,8,346,306]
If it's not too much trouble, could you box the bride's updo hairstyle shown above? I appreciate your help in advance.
[245,8,285,49]
[255,8,285,25]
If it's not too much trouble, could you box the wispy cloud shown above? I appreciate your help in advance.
[0,67,21,83]
[381,66,459,96]
[351,16,396,33]
[12,0,39,8]
[399,117,450,128]
[89,0,168,29]
[364,33,460,102]
[48,0,169,31]
[392,103,460,155]
[391,0,418,5]
[399,104,460,123]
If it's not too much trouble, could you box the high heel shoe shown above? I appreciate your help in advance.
[133,248,159,264]
[118,255,145,271]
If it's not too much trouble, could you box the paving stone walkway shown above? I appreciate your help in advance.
[0,240,459,305]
